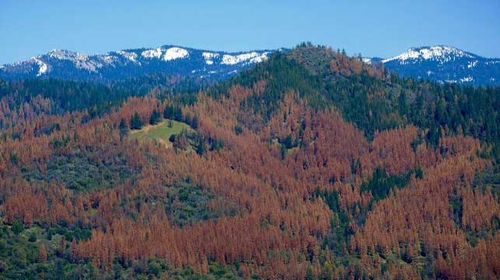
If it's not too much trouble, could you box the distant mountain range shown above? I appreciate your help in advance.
[367,46,500,87]
[1,44,499,87]
[0,45,275,82]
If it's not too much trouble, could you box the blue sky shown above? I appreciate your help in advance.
[1,0,499,64]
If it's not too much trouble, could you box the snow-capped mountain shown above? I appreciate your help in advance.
[368,46,500,87]
[2,44,499,87]
[0,45,274,82]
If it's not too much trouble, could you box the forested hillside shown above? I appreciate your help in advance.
[0,44,498,279]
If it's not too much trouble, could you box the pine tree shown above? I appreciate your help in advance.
[174,107,183,121]
[149,110,161,125]
[119,118,129,140]
[164,105,174,119]
[191,115,199,129]
[130,112,143,130]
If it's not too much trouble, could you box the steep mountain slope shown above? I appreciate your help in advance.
[0,45,275,82]
[373,45,500,87]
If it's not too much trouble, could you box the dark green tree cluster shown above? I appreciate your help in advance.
[149,109,162,125]
[130,112,143,130]
[163,104,184,121]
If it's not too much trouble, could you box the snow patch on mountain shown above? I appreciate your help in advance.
[467,60,478,69]
[140,47,189,61]
[460,76,474,83]
[78,61,101,72]
[47,49,104,72]
[163,47,189,61]
[74,55,103,72]
[33,58,48,76]
[362,58,372,64]
[102,55,116,65]
[141,48,163,59]
[382,46,474,64]
[486,60,500,65]
[222,52,268,65]
[117,51,139,64]
[48,49,79,60]
[202,52,219,65]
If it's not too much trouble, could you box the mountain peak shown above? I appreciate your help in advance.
[47,49,81,59]
[378,45,499,86]
[382,45,476,63]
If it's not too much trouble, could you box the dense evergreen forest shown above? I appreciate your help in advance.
[0,44,498,279]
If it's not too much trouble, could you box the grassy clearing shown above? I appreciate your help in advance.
[129,120,192,146]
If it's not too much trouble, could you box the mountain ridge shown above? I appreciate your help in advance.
[1,44,499,87]
[0,45,277,82]
[381,45,478,63]
[370,45,500,86]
